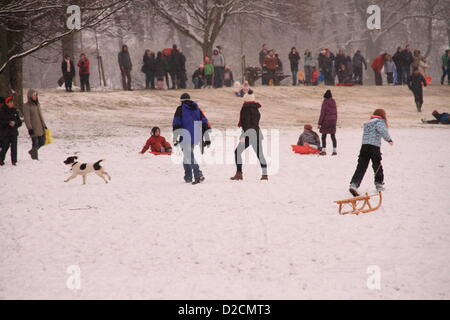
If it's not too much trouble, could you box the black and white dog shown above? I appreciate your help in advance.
[63,156,111,185]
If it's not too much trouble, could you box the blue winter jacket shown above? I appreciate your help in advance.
[172,100,210,145]
[361,117,393,147]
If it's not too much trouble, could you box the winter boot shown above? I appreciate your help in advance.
[0,161,4,166]
[416,102,422,113]
[230,172,243,181]
[375,183,385,192]
[332,148,337,156]
[349,183,360,197]
[192,176,205,185]
[319,150,327,156]
[260,175,269,181]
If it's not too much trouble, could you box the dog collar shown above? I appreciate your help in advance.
[71,161,78,168]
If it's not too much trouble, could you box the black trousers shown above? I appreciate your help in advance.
[30,135,45,160]
[80,74,90,91]
[234,134,267,174]
[321,133,337,149]
[386,72,394,84]
[374,69,382,85]
[412,87,423,104]
[353,66,363,85]
[64,74,73,90]
[350,144,384,188]
[0,135,18,163]
[145,72,155,89]
[441,67,449,84]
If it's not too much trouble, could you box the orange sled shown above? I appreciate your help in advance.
[335,192,382,215]
[291,144,320,155]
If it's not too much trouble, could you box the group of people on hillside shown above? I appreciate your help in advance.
[60,53,91,92]
[257,44,450,88]
[139,44,188,90]
[0,90,48,166]
[191,46,234,89]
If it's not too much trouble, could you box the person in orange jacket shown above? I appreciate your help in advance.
[140,127,172,154]
[371,53,388,86]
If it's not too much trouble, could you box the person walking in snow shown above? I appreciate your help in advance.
[172,93,211,184]
[408,67,427,113]
[230,90,268,181]
[0,96,22,166]
[318,90,338,156]
[349,109,394,196]
[22,89,47,160]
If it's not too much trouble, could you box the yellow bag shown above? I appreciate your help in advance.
[45,129,53,145]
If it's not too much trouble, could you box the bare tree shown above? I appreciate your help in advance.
[0,0,132,102]
[146,0,314,57]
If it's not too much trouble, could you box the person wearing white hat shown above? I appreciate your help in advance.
[231,90,268,181]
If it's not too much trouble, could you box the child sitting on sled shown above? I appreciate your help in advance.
[297,124,321,149]
[140,126,172,154]
[235,80,251,97]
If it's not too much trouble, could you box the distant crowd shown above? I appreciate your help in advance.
[57,43,450,93]
[258,44,450,87]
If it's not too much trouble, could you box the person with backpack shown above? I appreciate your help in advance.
[230,90,268,181]
[0,96,22,166]
[349,109,394,196]
[172,93,211,184]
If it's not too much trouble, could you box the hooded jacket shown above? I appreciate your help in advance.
[22,89,47,137]
[238,101,262,134]
[362,116,392,147]
[172,100,210,145]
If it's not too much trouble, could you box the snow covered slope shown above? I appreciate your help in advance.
[1,86,449,299]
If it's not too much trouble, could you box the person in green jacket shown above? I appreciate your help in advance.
[304,49,315,85]
[441,49,449,85]
[204,56,214,88]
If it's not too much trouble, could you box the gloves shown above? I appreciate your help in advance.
[28,129,34,136]
[203,140,211,148]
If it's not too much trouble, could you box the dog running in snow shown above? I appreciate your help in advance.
[63,156,111,185]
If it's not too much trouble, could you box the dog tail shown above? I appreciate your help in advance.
[94,159,105,170]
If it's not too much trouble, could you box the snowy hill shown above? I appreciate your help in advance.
[1,86,449,299]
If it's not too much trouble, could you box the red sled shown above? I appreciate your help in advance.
[336,83,355,87]
[291,144,320,155]
[425,76,432,85]
[149,151,172,156]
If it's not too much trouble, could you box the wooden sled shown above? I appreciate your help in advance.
[335,192,382,215]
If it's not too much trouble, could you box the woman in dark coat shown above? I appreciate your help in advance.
[61,55,75,92]
[142,50,156,89]
[155,52,166,89]
[0,96,22,166]
[318,90,338,156]
[288,47,300,86]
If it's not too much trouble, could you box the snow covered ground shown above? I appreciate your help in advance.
[1,86,449,299]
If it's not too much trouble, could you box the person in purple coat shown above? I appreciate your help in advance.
[318,90,338,156]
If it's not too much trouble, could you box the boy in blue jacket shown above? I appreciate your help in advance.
[349,109,394,196]
[172,93,211,184]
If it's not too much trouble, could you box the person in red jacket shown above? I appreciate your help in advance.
[77,53,90,92]
[371,53,388,86]
[140,127,172,154]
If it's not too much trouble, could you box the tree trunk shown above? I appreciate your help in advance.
[202,42,214,59]
[0,27,10,97]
